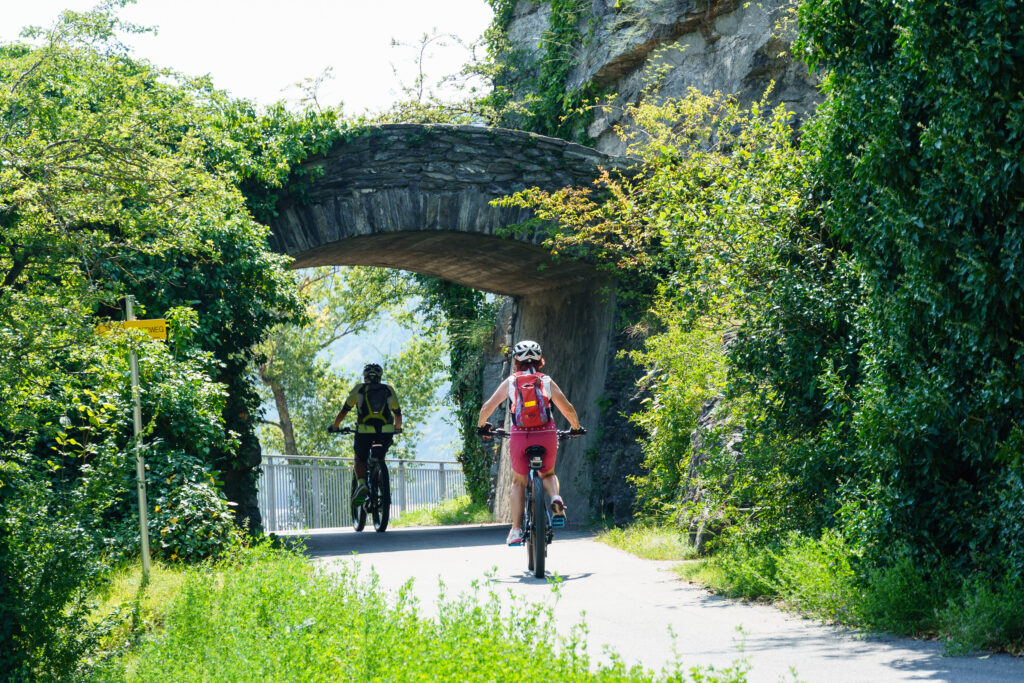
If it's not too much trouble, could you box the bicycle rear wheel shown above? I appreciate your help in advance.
[531,474,546,578]
[351,476,366,532]
[372,462,390,533]
[526,485,534,572]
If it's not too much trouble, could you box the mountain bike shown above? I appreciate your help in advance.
[490,427,582,578]
[329,427,391,533]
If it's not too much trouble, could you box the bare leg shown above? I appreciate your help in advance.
[540,470,560,501]
[353,456,367,480]
[510,473,528,529]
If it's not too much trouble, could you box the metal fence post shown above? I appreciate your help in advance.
[263,460,274,532]
[126,296,151,583]
[399,460,407,514]
[312,460,322,529]
[439,462,447,502]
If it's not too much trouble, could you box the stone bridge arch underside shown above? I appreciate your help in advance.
[267,124,628,521]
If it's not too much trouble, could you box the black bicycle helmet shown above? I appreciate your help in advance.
[362,363,383,383]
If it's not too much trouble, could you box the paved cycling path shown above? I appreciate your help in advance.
[294,524,1023,683]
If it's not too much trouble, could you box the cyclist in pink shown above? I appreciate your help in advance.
[477,340,584,546]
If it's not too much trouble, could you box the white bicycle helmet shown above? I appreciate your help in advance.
[512,340,543,362]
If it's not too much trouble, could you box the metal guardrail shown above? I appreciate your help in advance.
[257,455,467,532]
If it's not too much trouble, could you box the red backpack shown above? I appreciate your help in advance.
[511,372,551,428]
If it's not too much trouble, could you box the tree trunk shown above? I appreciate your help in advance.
[270,382,298,455]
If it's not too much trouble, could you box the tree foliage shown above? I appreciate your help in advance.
[0,5,332,676]
[499,87,842,535]
[256,266,448,461]
[797,0,1024,572]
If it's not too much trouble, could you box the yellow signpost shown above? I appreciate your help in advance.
[96,301,166,584]
[96,319,167,340]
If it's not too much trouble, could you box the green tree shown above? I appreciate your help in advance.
[257,266,413,454]
[256,267,448,461]
[0,5,309,676]
[798,0,1024,572]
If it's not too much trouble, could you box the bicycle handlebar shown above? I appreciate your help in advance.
[328,426,403,436]
[484,427,585,441]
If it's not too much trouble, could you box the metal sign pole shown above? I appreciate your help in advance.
[127,296,151,583]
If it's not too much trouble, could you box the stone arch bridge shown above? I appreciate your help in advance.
[267,124,628,521]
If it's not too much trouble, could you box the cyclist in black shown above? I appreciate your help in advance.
[329,363,402,504]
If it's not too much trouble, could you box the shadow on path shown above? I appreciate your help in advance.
[274,525,1024,682]
[275,523,594,558]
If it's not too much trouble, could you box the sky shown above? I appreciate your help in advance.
[1,0,494,114]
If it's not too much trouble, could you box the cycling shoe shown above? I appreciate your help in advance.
[550,497,567,528]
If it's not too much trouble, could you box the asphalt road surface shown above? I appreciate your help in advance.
[290,524,1023,683]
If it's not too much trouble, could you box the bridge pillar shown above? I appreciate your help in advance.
[491,281,616,524]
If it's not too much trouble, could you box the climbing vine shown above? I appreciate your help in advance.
[412,277,500,505]
[483,0,598,142]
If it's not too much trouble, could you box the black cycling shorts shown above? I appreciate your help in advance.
[353,432,393,463]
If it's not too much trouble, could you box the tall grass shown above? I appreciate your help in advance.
[597,525,699,561]
[390,495,492,527]
[87,562,189,666]
[91,544,749,681]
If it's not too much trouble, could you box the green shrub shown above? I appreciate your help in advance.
[941,572,1024,656]
[772,531,860,625]
[799,0,1024,571]
[695,531,861,623]
[860,550,944,635]
[709,537,779,601]
[627,319,727,520]
[148,474,241,563]
[0,457,113,682]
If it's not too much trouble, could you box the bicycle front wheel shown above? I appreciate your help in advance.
[531,475,546,578]
[372,464,390,533]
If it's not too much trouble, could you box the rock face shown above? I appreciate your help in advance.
[506,0,821,154]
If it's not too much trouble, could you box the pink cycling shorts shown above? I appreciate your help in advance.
[509,423,558,476]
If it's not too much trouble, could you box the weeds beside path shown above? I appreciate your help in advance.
[599,523,1024,666]
[87,543,746,682]
[390,495,492,528]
